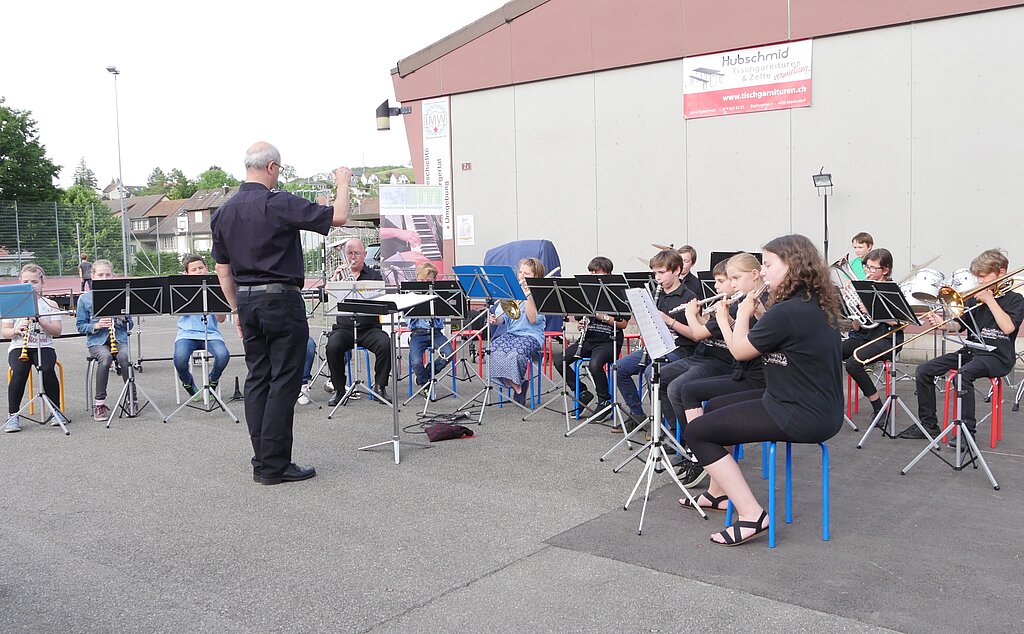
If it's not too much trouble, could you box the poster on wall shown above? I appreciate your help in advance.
[379,184,445,284]
[683,40,812,119]
[456,215,474,247]
[421,96,454,240]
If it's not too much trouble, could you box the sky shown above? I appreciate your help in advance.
[1,0,509,189]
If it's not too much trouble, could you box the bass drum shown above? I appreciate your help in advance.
[909,268,945,302]
[901,281,933,315]
[949,268,977,293]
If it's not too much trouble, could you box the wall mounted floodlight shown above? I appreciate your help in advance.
[813,167,834,260]
[376,99,413,131]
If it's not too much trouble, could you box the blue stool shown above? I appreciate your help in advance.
[571,357,613,419]
[726,441,830,548]
[495,353,541,409]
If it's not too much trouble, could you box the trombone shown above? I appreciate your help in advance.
[853,266,1024,365]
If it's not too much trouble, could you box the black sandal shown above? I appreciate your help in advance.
[711,510,769,546]
[678,492,729,512]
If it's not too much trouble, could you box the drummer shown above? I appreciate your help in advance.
[842,248,902,418]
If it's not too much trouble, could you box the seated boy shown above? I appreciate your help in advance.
[408,263,453,386]
[75,259,132,420]
[174,255,231,398]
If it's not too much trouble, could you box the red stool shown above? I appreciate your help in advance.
[846,361,892,417]
[942,371,1002,448]
[622,333,640,356]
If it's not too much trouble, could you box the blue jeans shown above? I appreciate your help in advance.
[303,336,316,384]
[174,338,230,387]
[615,349,683,415]
[409,330,453,384]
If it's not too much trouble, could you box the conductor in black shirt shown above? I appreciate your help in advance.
[682,234,844,546]
[326,238,393,406]
[212,141,351,485]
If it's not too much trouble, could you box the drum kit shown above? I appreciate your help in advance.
[902,266,978,315]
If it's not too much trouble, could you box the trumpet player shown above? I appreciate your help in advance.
[75,259,132,422]
[325,238,392,406]
[551,257,627,421]
[901,249,1024,440]
[489,258,546,406]
[842,248,900,418]
[3,264,64,433]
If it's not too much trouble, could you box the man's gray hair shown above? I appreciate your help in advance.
[244,143,281,170]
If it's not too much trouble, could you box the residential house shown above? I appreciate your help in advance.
[101,178,144,200]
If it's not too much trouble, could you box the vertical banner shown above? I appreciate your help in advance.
[421,97,453,239]
[683,40,812,119]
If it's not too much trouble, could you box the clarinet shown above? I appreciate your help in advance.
[109,319,119,356]
[573,316,590,359]
[640,285,663,367]
[18,319,33,362]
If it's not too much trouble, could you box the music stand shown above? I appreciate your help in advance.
[696,271,717,300]
[450,265,524,424]
[851,280,924,446]
[0,284,70,435]
[710,251,763,268]
[902,321,1000,489]
[561,274,632,436]
[163,274,239,424]
[324,280,388,416]
[92,277,167,427]
[620,286,706,534]
[399,280,467,412]
[342,291,437,464]
[517,276,591,423]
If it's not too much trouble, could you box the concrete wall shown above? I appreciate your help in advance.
[449,6,1024,279]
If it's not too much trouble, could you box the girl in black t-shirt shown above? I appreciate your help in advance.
[681,235,844,546]
[841,248,903,417]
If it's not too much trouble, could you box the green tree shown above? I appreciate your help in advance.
[194,166,240,191]
[59,184,126,272]
[168,168,197,199]
[141,167,169,195]
[0,97,61,201]
[73,157,98,189]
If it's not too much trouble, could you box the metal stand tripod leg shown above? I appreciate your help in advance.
[17,392,70,436]
[855,395,921,448]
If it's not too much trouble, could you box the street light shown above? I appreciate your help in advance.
[107,65,130,275]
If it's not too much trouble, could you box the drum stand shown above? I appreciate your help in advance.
[623,358,706,534]
[902,351,999,489]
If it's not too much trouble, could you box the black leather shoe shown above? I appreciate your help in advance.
[897,425,939,440]
[376,387,391,404]
[252,470,260,483]
[327,393,342,407]
[259,463,317,485]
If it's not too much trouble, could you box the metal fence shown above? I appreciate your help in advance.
[2,198,380,282]
[0,200,127,279]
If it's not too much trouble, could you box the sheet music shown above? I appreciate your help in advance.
[626,287,676,360]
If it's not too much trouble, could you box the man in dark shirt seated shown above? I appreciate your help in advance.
[326,238,392,406]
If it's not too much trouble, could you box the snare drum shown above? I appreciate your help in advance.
[909,268,945,302]
[949,268,977,293]
[901,281,933,315]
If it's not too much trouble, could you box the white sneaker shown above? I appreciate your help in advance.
[297,385,311,405]
[3,414,21,433]
[324,380,335,394]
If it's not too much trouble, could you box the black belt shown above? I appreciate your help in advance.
[239,283,301,294]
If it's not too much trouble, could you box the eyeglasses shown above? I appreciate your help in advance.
[863,265,885,272]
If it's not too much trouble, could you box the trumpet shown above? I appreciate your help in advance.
[853,266,1024,364]
[499,266,560,320]
[334,258,356,281]
[839,284,879,329]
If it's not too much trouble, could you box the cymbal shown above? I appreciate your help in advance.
[634,255,650,267]
[896,254,940,284]
[651,243,688,253]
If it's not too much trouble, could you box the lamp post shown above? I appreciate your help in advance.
[106,65,130,275]
[812,168,833,261]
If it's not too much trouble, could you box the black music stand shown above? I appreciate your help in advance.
[852,280,924,446]
[696,271,716,300]
[324,280,388,416]
[163,274,239,424]
[399,280,468,413]
[92,277,168,427]
[710,251,763,268]
[619,286,706,534]
[0,284,70,434]
[451,265,524,425]
[560,274,632,436]
[517,276,591,423]
[902,325,1000,489]
[342,292,437,464]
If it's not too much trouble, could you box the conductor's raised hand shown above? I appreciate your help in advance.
[333,166,353,184]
